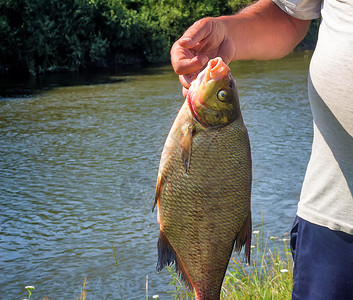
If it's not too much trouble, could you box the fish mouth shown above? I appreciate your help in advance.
[191,57,230,90]
[204,57,230,83]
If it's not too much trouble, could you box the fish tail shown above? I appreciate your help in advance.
[156,231,193,290]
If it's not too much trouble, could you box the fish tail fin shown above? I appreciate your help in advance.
[235,211,252,264]
[156,231,193,291]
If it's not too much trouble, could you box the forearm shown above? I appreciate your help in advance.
[221,0,311,61]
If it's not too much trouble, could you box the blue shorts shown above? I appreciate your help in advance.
[290,216,353,300]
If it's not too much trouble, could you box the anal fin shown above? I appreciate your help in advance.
[157,231,193,291]
[235,211,252,263]
[156,230,176,272]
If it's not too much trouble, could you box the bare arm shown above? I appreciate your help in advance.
[171,0,310,89]
[223,0,311,60]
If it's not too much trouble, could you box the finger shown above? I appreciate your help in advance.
[179,18,213,49]
[179,75,190,89]
[175,55,208,76]
[179,73,197,89]
[171,42,208,75]
[182,87,189,98]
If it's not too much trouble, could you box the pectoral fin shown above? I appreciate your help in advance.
[180,123,195,174]
[152,175,164,224]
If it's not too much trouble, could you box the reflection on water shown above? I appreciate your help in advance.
[0,52,313,299]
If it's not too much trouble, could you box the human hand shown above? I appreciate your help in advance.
[170,17,235,95]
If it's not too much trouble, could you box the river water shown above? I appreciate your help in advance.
[0,52,313,299]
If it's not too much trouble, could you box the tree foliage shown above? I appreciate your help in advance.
[0,0,317,75]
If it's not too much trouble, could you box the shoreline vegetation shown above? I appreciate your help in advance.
[166,231,293,300]
[23,231,293,299]
[1,0,319,77]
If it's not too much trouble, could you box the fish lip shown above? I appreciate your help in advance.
[190,57,230,91]
[205,57,230,82]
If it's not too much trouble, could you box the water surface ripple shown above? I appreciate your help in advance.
[0,53,313,299]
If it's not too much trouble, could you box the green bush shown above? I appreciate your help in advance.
[297,18,320,50]
[0,0,318,75]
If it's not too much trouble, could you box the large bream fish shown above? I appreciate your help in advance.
[153,57,252,300]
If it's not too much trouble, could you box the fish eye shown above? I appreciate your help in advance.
[217,89,228,102]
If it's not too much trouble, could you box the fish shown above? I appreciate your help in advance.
[153,57,252,300]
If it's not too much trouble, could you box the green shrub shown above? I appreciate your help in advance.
[0,0,317,75]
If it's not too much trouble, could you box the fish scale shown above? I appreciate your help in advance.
[154,57,252,300]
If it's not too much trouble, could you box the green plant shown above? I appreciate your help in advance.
[166,230,293,300]
[167,265,195,299]
[24,286,35,300]
[228,0,253,12]
[221,231,293,299]
[112,244,124,300]
[0,0,318,75]
[76,278,87,300]
[297,19,320,50]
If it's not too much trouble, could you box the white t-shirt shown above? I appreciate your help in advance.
[273,0,353,234]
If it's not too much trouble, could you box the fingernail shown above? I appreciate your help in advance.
[180,37,191,43]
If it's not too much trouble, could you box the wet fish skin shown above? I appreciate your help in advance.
[154,57,252,300]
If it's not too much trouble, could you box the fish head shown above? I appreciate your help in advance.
[187,57,240,127]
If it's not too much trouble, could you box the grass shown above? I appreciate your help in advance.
[21,231,293,300]
[22,279,87,300]
[221,231,293,299]
[76,277,87,300]
[112,244,124,300]
[167,231,293,300]
[166,265,195,300]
